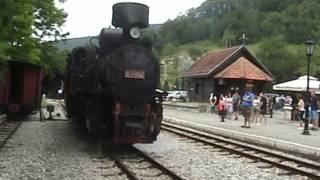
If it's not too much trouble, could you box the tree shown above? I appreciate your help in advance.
[161,43,176,57]
[39,42,67,79]
[188,46,202,59]
[0,0,67,81]
[33,0,68,40]
[257,36,300,83]
[158,0,320,47]
[39,42,67,95]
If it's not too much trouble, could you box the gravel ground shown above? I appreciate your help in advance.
[137,131,310,180]
[0,115,310,180]
[0,120,126,180]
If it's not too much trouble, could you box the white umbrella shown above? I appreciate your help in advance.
[273,75,320,94]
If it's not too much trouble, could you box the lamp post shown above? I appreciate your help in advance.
[302,38,314,135]
[160,59,173,81]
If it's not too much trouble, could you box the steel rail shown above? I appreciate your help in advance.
[109,153,139,180]
[162,121,320,179]
[0,121,21,151]
[110,145,185,180]
[129,146,185,180]
[0,115,7,125]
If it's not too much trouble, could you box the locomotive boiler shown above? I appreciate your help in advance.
[64,3,163,144]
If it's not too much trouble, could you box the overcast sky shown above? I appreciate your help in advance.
[55,0,206,38]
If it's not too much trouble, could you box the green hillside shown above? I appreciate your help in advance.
[156,0,320,89]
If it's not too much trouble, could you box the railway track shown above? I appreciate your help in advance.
[57,99,182,179]
[162,121,320,179]
[0,120,21,151]
[109,145,184,180]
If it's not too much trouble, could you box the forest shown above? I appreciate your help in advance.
[155,0,320,89]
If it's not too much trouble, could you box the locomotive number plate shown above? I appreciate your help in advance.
[125,70,145,79]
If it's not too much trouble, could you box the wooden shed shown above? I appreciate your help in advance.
[0,61,41,114]
[180,46,273,102]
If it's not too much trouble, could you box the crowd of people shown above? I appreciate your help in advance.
[209,88,275,128]
[209,88,319,130]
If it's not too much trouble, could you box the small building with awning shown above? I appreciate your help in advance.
[180,46,273,102]
[273,75,320,94]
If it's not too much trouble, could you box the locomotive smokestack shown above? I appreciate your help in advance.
[112,3,149,29]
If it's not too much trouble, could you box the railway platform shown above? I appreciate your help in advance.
[163,108,320,159]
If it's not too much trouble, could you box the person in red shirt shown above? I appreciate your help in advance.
[218,96,226,122]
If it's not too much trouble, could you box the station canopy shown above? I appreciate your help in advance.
[273,75,320,94]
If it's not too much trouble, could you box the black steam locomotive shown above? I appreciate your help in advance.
[64,3,163,144]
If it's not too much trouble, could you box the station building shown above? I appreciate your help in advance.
[180,46,273,102]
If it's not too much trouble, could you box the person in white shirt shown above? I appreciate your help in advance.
[252,95,261,123]
[297,96,305,128]
[226,93,233,119]
[209,93,217,114]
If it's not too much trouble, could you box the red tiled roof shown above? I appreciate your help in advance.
[180,46,241,77]
[215,57,273,81]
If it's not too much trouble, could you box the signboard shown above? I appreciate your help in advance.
[124,70,145,79]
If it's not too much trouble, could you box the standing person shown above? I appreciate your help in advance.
[310,91,319,130]
[226,93,233,119]
[275,96,280,110]
[279,94,285,109]
[297,96,305,129]
[252,96,261,123]
[241,86,255,128]
[259,92,267,125]
[209,93,217,114]
[232,91,241,120]
[218,97,226,122]
[268,95,274,118]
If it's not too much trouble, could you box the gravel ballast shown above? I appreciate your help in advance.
[0,121,125,179]
[136,131,309,180]
[0,119,310,180]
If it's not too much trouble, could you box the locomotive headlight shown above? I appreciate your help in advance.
[129,27,141,39]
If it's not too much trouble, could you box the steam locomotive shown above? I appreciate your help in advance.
[64,3,163,144]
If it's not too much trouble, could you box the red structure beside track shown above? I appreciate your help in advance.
[0,61,41,115]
